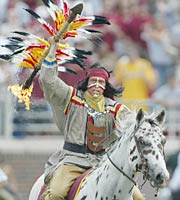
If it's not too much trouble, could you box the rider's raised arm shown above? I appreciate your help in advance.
[39,38,73,109]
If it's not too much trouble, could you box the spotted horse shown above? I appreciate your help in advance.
[29,109,169,200]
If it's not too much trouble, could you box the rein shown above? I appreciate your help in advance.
[107,152,136,187]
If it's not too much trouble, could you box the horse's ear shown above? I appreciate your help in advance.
[136,109,144,123]
[155,109,166,125]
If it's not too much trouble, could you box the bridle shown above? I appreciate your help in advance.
[107,118,165,194]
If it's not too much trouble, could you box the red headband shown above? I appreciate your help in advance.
[87,68,109,81]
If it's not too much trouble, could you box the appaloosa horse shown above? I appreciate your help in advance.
[29,109,169,200]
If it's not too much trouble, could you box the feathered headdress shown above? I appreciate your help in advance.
[0,0,110,109]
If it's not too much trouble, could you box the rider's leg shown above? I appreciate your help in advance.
[132,186,145,200]
[42,164,86,200]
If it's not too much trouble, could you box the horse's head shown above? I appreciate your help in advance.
[128,109,169,188]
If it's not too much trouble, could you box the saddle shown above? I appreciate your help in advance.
[37,169,92,200]
[67,169,92,200]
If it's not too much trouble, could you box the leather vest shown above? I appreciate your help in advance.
[86,120,105,153]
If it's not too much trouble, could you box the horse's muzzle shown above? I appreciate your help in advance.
[150,171,169,188]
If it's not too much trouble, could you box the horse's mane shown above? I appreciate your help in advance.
[115,109,137,137]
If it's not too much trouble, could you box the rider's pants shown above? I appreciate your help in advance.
[42,164,86,200]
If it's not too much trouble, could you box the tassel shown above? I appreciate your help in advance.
[24,8,55,35]
[93,16,111,25]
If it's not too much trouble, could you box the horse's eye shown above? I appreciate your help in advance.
[139,139,146,146]
[139,139,151,147]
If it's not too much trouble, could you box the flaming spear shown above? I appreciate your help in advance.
[0,0,110,109]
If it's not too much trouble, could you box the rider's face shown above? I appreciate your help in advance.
[87,76,106,98]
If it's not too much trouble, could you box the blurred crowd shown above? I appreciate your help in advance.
[1,0,180,104]
[0,156,21,200]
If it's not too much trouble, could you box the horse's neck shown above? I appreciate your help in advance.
[105,138,136,193]
[83,136,137,199]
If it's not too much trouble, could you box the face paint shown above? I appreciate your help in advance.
[87,77,105,90]
[87,77,106,98]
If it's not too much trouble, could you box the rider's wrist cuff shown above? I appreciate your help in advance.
[43,56,57,68]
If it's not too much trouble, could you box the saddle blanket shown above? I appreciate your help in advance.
[37,169,92,200]
[67,168,92,200]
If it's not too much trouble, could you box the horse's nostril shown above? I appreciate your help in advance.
[155,173,164,184]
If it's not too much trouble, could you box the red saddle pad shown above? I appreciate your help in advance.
[37,169,92,200]
[67,168,92,200]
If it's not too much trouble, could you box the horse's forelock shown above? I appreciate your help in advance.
[148,109,166,132]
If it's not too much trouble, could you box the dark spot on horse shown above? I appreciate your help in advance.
[80,196,87,200]
[139,164,143,170]
[156,154,159,160]
[143,149,152,155]
[103,165,107,171]
[136,164,142,171]
[96,176,100,184]
[106,197,108,200]
[152,150,155,155]
[135,164,139,171]
[130,146,136,155]
[132,156,138,162]
[101,197,103,200]
[106,174,109,179]
[119,189,121,193]
[95,191,98,198]
[113,195,117,200]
